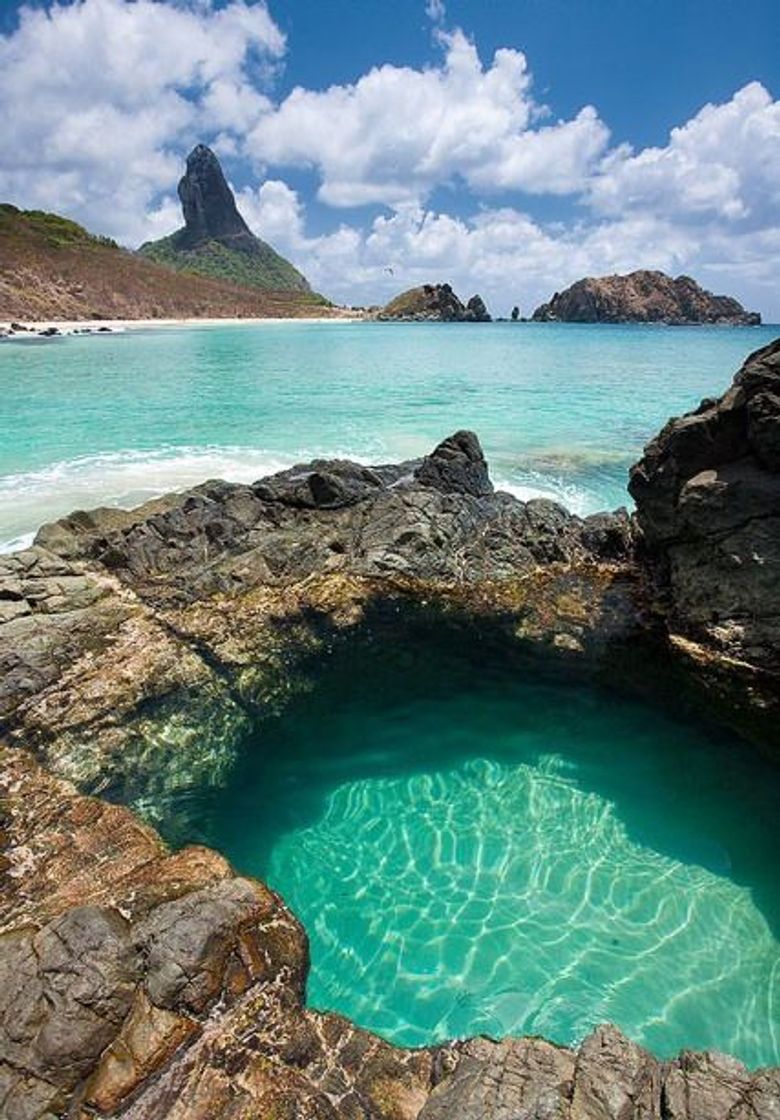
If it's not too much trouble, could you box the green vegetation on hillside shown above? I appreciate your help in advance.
[0,204,118,250]
[139,233,324,299]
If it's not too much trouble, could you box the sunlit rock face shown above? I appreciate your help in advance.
[532,270,761,324]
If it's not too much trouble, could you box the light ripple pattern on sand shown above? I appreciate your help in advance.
[273,760,777,1059]
[174,669,780,1069]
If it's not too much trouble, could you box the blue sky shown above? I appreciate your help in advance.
[1,0,779,316]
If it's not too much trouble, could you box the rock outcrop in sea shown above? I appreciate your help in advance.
[532,270,761,325]
[0,346,779,1116]
[139,145,315,295]
[378,283,492,321]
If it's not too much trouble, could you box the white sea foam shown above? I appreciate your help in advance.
[495,477,594,517]
[0,445,602,555]
[0,445,300,553]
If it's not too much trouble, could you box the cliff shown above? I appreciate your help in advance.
[630,337,780,739]
[139,145,314,295]
[532,270,761,325]
[378,283,491,321]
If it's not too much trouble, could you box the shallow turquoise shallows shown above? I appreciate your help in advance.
[1,320,778,549]
[160,637,780,1070]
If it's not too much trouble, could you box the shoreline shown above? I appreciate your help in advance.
[0,314,364,334]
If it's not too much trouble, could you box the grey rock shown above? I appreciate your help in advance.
[134,877,282,1015]
[177,143,255,249]
[0,907,139,1098]
[415,430,493,497]
[629,338,780,675]
[422,1036,575,1119]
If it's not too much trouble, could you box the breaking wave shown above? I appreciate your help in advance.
[0,443,608,554]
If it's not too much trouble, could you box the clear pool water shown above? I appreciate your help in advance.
[164,639,780,1068]
[1,320,777,550]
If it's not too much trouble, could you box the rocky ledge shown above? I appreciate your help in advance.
[1,344,779,1117]
[532,270,761,325]
[377,283,491,322]
[2,745,779,1120]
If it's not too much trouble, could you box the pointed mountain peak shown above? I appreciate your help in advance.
[177,144,251,248]
[139,143,315,295]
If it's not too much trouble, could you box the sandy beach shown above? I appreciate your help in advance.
[1,313,364,334]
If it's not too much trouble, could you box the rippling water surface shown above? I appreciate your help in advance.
[1,320,777,549]
[162,639,780,1069]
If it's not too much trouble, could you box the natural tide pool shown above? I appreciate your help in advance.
[156,634,780,1070]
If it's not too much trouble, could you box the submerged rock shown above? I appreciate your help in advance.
[532,270,761,325]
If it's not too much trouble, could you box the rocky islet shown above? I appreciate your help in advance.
[532,270,762,325]
[377,283,492,321]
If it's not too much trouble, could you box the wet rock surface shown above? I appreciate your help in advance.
[1,362,779,1115]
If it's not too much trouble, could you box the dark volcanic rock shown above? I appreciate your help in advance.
[415,429,493,497]
[378,282,492,321]
[532,270,761,325]
[630,337,780,741]
[1,388,779,1115]
[138,144,313,293]
[176,144,253,249]
[465,293,491,322]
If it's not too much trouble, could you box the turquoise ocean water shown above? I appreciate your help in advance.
[2,321,778,1065]
[1,320,777,549]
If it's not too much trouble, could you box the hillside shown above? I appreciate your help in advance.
[139,145,312,294]
[531,270,760,325]
[0,204,330,321]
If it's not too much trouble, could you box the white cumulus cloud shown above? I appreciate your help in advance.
[0,0,285,243]
[245,29,610,207]
[0,1,777,317]
[591,82,780,227]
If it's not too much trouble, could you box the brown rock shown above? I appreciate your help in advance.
[532,271,761,325]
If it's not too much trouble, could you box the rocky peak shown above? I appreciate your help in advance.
[138,145,314,293]
[176,144,252,249]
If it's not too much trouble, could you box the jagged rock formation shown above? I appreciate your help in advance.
[176,143,256,250]
[378,283,492,321]
[1,361,779,1115]
[630,337,780,742]
[139,145,316,295]
[0,203,332,321]
[532,270,761,325]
